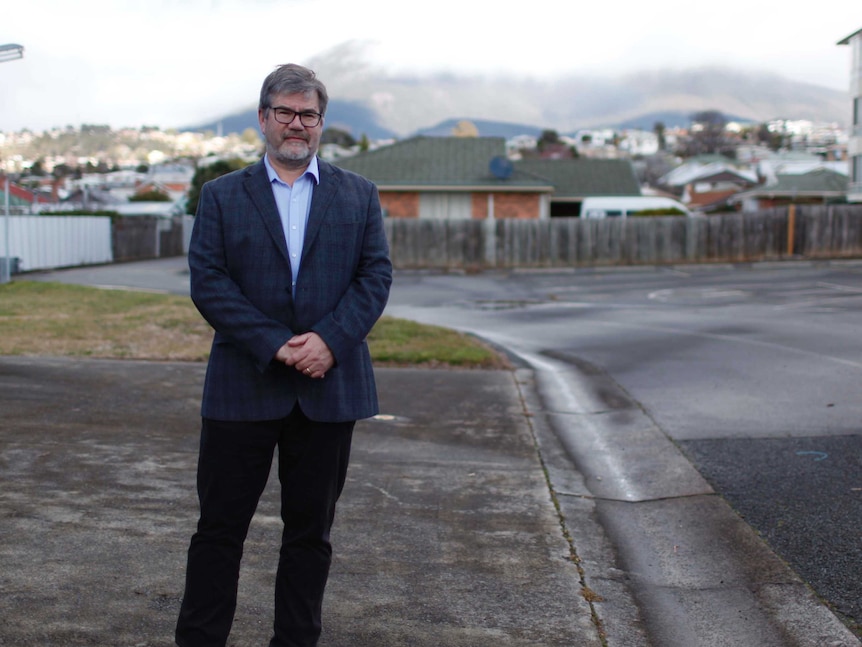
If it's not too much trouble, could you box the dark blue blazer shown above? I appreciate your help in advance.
[188,157,392,422]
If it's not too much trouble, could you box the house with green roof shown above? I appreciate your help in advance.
[729,168,849,210]
[335,137,640,219]
[513,158,641,217]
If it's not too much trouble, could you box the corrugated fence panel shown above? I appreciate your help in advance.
[0,215,113,271]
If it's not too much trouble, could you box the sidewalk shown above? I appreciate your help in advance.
[0,357,601,646]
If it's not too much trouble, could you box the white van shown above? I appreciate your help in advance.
[580,196,691,219]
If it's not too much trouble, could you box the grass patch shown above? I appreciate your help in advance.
[0,281,508,369]
[0,281,212,361]
[368,316,509,369]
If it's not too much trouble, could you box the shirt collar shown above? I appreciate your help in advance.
[263,154,320,187]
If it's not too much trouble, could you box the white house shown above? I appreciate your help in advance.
[839,27,862,202]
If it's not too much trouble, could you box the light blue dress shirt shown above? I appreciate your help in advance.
[264,154,320,296]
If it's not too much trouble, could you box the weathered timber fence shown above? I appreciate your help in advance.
[384,205,862,269]
[112,215,187,262]
[5,207,862,274]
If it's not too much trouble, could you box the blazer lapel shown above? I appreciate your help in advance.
[243,160,290,264]
[303,159,340,257]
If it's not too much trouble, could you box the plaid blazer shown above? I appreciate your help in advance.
[188,157,392,422]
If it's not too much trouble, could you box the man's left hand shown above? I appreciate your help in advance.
[283,332,334,379]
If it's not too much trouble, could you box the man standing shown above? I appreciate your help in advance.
[175,64,392,647]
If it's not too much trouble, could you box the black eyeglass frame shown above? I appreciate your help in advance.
[268,106,323,127]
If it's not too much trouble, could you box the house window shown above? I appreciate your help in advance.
[419,193,472,219]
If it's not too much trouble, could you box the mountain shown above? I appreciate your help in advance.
[182,62,849,139]
[190,99,399,141]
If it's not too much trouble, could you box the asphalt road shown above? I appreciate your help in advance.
[26,256,862,641]
[383,260,862,636]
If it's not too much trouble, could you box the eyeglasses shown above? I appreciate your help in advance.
[269,106,323,127]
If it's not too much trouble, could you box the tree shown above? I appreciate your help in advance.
[241,128,261,147]
[30,159,46,176]
[186,158,250,215]
[537,129,561,151]
[321,127,357,148]
[756,122,786,151]
[684,110,730,156]
[452,120,479,137]
[653,122,667,151]
[130,189,171,202]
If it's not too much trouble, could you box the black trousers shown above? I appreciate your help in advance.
[175,406,354,647]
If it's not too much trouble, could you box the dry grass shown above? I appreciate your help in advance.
[0,281,212,361]
[0,281,510,369]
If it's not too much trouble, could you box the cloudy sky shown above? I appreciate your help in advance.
[1,0,860,133]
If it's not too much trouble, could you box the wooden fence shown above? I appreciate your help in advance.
[4,207,862,275]
[112,215,187,262]
[384,205,862,269]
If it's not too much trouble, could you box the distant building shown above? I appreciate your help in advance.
[730,168,849,211]
[0,175,54,213]
[334,137,642,220]
[335,137,554,219]
[838,27,862,202]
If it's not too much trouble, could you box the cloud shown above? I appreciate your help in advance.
[0,0,858,132]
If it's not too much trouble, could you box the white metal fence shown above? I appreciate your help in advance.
[0,215,113,273]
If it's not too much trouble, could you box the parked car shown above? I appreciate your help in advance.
[580,196,691,218]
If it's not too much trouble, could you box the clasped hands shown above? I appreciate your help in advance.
[276,332,333,379]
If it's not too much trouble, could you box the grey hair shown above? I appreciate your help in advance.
[258,63,329,116]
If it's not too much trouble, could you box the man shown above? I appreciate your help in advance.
[175,63,392,647]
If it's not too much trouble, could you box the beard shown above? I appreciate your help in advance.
[267,133,316,169]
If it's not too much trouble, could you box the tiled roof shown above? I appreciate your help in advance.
[0,177,52,205]
[514,158,641,198]
[735,168,848,200]
[766,169,848,195]
[334,137,553,190]
[687,189,741,209]
[334,137,643,198]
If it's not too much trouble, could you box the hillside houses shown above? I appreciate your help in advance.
[333,135,855,219]
[3,132,853,219]
[0,162,194,215]
[3,41,861,220]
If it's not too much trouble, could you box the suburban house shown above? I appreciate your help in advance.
[513,158,641,217]
[0,175,54,212]
[838,27,862,202]
[656,156,754,191]
[680,166,759,212]
[335,136,553,219]
[729,167,849,210]
[334,136,641,219]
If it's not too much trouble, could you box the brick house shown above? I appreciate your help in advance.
[335,136,641,219]
[513,158,641,217]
